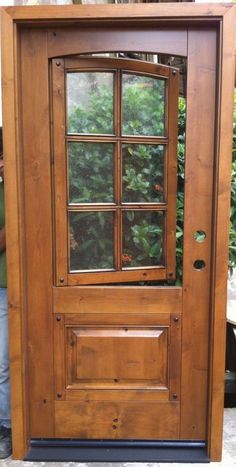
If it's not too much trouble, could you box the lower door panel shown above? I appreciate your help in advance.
[54,400,180,439]
[53,308,181,440]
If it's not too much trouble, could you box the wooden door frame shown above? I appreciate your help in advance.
[1,3,235,461]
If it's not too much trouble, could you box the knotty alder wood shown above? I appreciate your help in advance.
[54,311,181,410]
[67,327,168,389]
[52,59,68,285]
[21,29,54,438]
[208,8,235,461]
[180,29,216,440]
[48,28,187,59]
[53,56,179,285]
[2,3,235,461]
[53,286,182,314]
[5,4,233,21]
[1,11,28,458]
[55,400,180,439]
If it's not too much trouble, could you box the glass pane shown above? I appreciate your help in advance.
[122,73,165,136]
[69,211,114,271]
[67,72,114,134]
[122,211,164,268]
[122,144,164,203]
[68,142,114,204]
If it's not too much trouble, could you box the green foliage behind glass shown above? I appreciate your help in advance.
[68,142,114,203]
[67,79,236,279]
[122,74,165,136]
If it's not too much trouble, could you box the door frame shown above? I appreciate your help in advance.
[1,3,235,461]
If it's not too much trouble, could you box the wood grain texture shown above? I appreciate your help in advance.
[54,314,65,401]
[180,29,217,440]
[48,29,187,59]
[52,58,68,286]
[169,314,181,402]
[21,29,54,437]
[166,67,179,279]
[54,312,180,410]
[53,286,182,314]
[3,5,235,460]
[66,326,168,389]
[208,7,236,461]
[64,389,169,402]
[1,11,28,459]
[4,4,233,21]
[55,400,179,439]
[64,312,171,325]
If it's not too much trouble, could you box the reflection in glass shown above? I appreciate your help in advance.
[67,72,114,134]
[68,142,114,204]
[122,211,164,268]
[69,211,114,271]
[122,144,164,203]
[122,73,165,136]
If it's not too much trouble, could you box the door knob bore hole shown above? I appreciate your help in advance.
[193,230,206,242]
[193,259,206,270]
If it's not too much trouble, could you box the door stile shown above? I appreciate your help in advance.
[52,58,68,286]
[166,70,178,280]
[180,29,217,440]
[21,29,55,438]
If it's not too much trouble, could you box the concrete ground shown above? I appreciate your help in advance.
[0,408,235,467]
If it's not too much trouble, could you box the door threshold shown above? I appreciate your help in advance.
[25,439,210,462]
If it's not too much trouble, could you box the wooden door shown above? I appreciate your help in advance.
[52,56,181,439]
[3,4,235,461]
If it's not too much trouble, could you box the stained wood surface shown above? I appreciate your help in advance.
[48,28,187,59]
[54,311,181,409]
[166,66,179,279]
[4,4,233,21]
[180,29,217,440]
[207,7,236,461]
[67,326,168,388]
[55,400,180,439]
[1,10,28,459]
[169,314,181,402]
[2,3,235,460]
[21,29,54,437]
[64,389,170,402]
[52,58,68,286]
[53,286,182,314]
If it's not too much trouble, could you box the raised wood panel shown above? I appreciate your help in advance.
[54,312,181,403]
[53,286,182,314]
[55,400,180,439]
[66,326,168,389]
